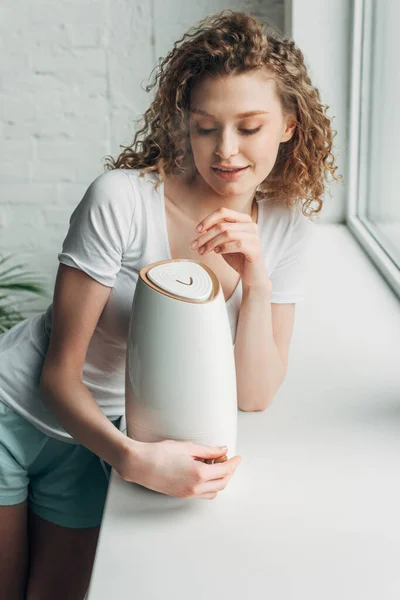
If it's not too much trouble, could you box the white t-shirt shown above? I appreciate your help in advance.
[0,169,313,443]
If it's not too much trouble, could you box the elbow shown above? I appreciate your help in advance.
[238,398,273,412]
[39,367,56,406]
[39,364,74,404]
[40,361,59,394]
[237,368,287,413]
[39,367,50,395]
[40,357,81,391]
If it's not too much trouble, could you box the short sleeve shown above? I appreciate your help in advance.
[58,170,136,287]
[269,203,313,304]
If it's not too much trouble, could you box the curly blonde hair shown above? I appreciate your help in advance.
[103,9,342,219]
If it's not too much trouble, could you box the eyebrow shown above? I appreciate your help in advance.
[190,109,270,119]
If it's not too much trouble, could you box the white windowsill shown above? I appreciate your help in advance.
[87,224,400,600]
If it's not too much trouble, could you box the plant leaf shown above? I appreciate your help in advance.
[0,252,50,332]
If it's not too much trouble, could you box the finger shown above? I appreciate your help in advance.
[194,455,227,464]
[197,207,253,232]
[200,229,258,256]
[198,455,241,480]
[204,455,228,465]
[191,445,229,460]
[210,234,259,259]
[191,221,249,250]
[197,493,218,499]
[195,470,236,496]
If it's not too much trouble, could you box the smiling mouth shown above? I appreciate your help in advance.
[212,166,249,172]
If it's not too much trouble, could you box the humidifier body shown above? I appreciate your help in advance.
[125,259,237,458]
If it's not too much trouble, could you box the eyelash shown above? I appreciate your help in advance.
[197,127,262,136]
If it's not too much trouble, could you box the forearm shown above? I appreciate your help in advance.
[234,283,286,411]
[40,373,137,472]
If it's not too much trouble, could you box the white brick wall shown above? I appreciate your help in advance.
[0,0,283,317]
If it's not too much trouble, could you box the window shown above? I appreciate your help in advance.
[347,0,400,300]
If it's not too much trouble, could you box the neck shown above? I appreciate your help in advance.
[180,171,258,223]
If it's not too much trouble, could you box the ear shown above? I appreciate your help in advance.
[281,115,297,143]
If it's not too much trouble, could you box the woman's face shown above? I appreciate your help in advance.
[188,69,296,196]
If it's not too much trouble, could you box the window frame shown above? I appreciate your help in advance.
[346,0,400,300]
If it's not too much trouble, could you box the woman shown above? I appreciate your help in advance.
[0,10,341,599]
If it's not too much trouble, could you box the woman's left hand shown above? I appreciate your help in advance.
[190,207,272,291]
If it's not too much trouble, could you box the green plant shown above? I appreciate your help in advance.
[0,253,49,334]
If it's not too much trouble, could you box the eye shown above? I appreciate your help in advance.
[197,127,262,136]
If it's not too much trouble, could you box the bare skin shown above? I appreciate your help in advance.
[163,170,259,302]
[0,501,101,600]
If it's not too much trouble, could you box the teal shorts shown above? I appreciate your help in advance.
[0,398,121,529]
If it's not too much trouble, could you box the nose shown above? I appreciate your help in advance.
[214,128,239,160]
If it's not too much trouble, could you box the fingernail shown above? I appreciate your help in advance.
[197,224,203,232]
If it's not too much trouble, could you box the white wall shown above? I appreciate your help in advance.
[285,0,351,224]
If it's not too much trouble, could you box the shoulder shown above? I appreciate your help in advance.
[67,169,152,237]
[78,168,159,215]
[87,168,144,196]
[60,170,149,263]
[288,202,314,245]
[258,198,313,242]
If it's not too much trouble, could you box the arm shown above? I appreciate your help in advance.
[234,282,295,412]
[41,264,240,498]
[39,264,139,474]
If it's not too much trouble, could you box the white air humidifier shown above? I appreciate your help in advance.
[125,259,237,458]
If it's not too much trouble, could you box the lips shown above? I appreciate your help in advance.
[212,166,249,181]
[212,165,248,171]
[212,166,248,172]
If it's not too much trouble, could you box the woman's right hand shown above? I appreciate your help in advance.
[117,438,241,500]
